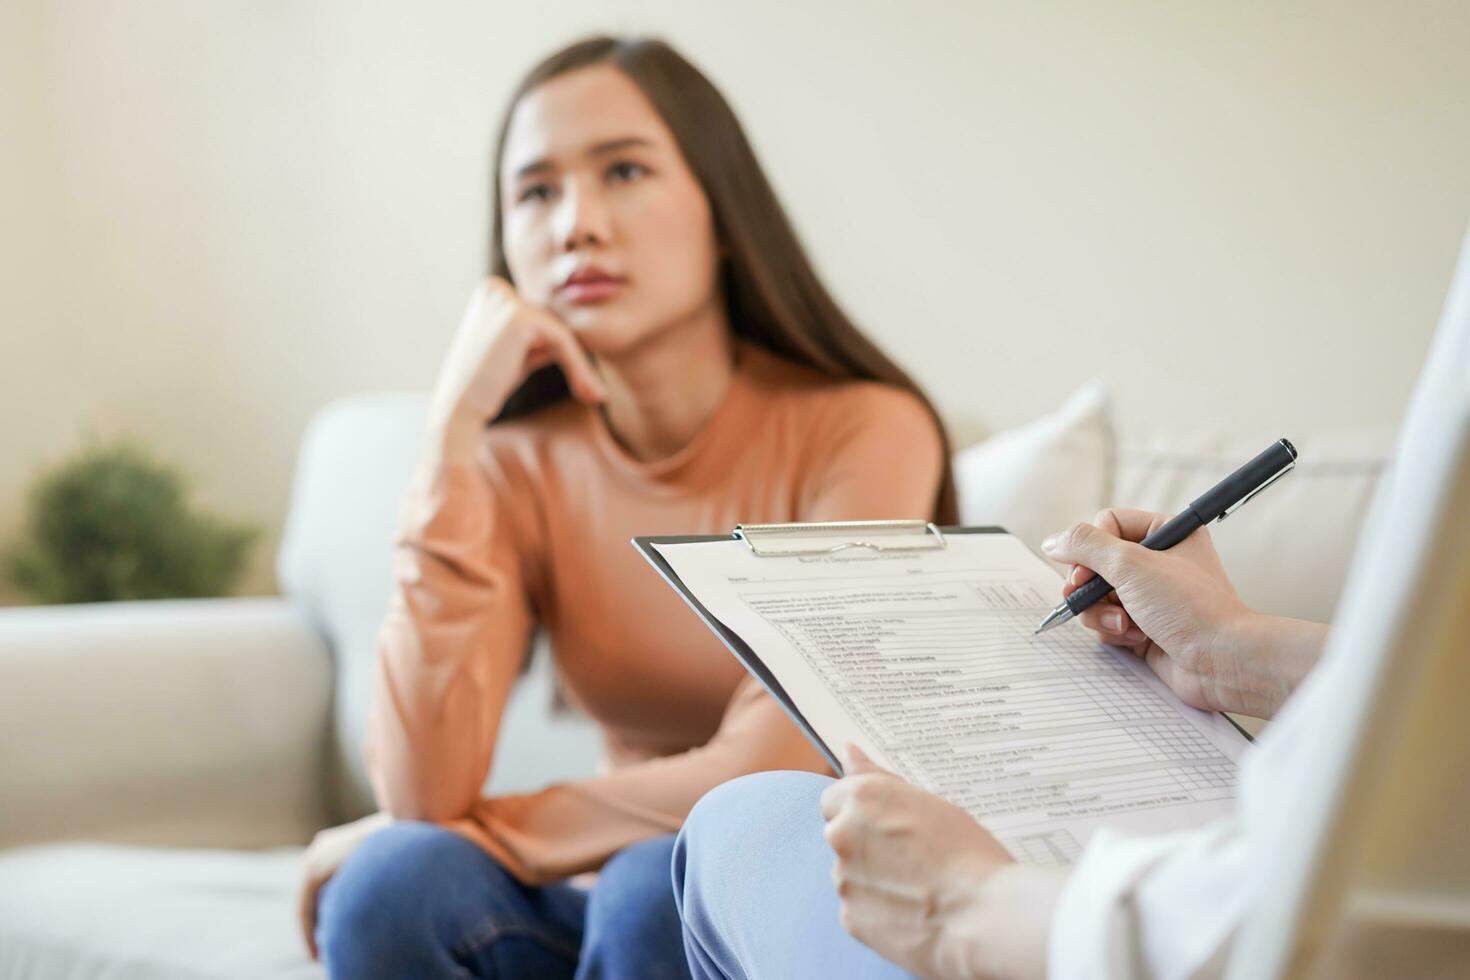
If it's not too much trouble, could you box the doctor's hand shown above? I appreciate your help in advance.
[820,746,1021,980]
[1041,508,1319,719]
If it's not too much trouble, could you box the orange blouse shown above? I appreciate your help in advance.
[365,341,945,884]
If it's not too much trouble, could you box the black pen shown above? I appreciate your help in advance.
[1033,438,1298,635]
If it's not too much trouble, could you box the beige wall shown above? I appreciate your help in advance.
[3,0,1468,599]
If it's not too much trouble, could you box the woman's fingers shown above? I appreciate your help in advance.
[297,872,320,961]
[535,319,607,404]
[441,277,607,422]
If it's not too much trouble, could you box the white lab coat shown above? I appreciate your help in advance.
[1047,226,1470,980]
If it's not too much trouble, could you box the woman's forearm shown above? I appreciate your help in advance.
[368,465,533,821]
[422,410,485,471]
[457,678,830,886]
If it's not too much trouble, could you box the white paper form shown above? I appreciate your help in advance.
[651,532,1251,865]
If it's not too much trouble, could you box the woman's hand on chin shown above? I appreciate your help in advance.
[426,277,609,467]
[819,745,1052,980]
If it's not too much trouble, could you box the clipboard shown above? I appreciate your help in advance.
[633,519,1252,775]
[637,522,1009,773]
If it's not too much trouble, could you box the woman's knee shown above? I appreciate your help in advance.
[589,835,679,928]
[316,820,501,970]
[598,835,678,899]
[582,835,686,974]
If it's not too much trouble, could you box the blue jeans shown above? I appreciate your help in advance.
[316,821,691,979]
[672,771,916,980]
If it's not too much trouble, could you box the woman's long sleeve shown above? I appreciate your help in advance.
[364,463,535,824]
[443,385,947,885]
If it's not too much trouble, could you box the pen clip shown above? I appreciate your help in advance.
[1216,460,1295,522]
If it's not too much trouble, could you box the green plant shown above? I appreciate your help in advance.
[5,440,258,604]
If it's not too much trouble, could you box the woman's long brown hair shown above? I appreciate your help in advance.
[488,36,958,524]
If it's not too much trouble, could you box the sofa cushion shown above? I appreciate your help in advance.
[0,598,331,850]
[0,843,319,979]
[952,382,1110,558]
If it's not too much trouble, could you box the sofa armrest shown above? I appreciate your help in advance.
[0,597,332,850]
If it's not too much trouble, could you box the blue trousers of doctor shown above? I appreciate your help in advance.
[672,771,917,980]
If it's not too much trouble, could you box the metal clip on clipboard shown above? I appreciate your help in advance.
[732,519,948,557]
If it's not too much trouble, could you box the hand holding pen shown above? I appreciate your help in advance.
[1033,440,1316,718]
[1036,439,1297,634]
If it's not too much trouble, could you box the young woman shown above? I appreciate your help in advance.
[297,35,958,979]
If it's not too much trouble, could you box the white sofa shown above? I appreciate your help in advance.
[0,389,1394,978]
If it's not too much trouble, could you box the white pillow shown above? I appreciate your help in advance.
[952,383,1111,558]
